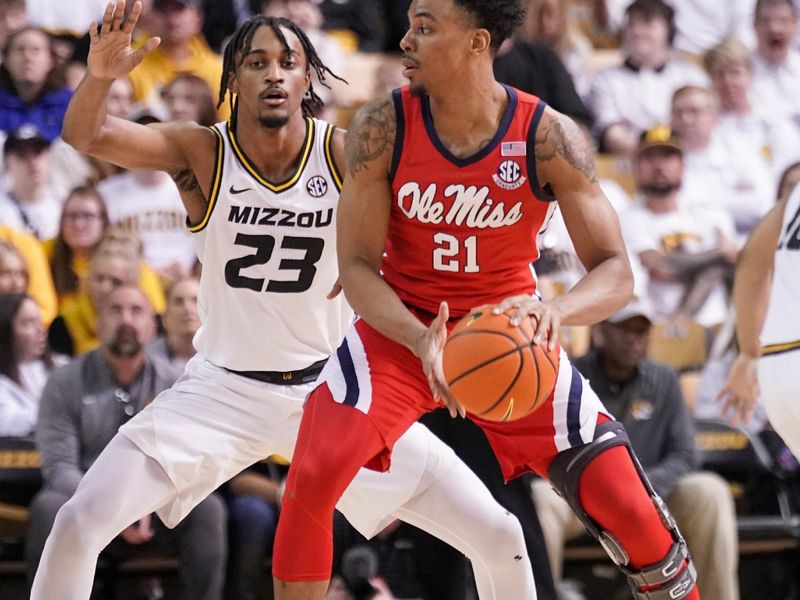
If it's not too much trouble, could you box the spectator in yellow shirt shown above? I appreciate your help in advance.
[48,231,166,356]
[127,0,229,120]
[0,225,57,325]
[43,186,167,315]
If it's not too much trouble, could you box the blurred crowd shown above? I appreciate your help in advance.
[1,0,800,599]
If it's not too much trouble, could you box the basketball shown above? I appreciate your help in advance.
[442,305,559,422]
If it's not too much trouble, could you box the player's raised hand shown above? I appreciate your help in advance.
[413,301,465,418]
[87,1,160,80]
[717,353,760,426]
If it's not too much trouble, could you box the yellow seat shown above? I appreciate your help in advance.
[595,153,636,196]
[647,321,708,371]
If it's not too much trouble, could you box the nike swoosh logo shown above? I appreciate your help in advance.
[229,185,253,195]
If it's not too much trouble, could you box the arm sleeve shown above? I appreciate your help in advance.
[644,368,699,498]
[35,372,84,496]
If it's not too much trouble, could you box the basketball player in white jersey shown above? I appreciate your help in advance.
[719,182,800,457]
[30,3,536,598]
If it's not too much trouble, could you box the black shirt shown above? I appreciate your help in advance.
[493,40,594,129]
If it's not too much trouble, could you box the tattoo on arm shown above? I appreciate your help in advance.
[344,97,396,177]
[170,169,201,193]
[535,114,598,184]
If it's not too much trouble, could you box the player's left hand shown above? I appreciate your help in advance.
[412,301,465,418]
[494,295,561,351]
[717,353,760,426]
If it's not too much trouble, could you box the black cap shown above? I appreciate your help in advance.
[3,125,50,156]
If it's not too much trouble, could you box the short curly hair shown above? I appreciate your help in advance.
[452,0,526,52]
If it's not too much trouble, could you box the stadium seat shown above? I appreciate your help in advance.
[695,420,800,553]
[647,320,709,372]
[0,437,42,565]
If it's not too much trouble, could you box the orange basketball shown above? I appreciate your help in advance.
[442,305,559,422]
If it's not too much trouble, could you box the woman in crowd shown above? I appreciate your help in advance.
[161,73,217,126]
[0,240,27,294]
[0,27,72,142]
[45,186,167,313]
[0,293,64,437]
[522,0,594,100]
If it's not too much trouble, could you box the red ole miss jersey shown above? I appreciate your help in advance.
[383,84,557,318]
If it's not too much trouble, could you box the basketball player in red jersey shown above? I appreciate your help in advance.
[273,1,700,599]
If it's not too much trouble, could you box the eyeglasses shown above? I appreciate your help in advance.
[114,388,135,418]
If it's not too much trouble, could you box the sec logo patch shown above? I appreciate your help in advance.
[492,159,526,190]
[306,176,328,198]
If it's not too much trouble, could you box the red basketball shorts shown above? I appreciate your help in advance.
[315,317,611,479]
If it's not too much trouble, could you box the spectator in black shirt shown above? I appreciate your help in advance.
[493,39,593,129]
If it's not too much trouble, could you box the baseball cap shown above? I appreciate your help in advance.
[606,297,655,325]
[637,125,681,156]
[3,124,49,156]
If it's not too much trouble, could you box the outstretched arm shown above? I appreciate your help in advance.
[718,198,787,425]
[336,97,461,416]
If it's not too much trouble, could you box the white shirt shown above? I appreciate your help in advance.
[589,58,709,136]
[0,189,62,240]
[603,0,756,52]
[98,172,196,274]
[25,0,107,35]
[47,137,95,200]
[715,110,800,182]
[669,0,756,54]
[751,51,800,125]
[680,137,774,236]
[620,200,734,326]
[0,359,64,437]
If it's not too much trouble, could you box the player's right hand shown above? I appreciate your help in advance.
[87,1,160,81]
[412,301,465,418]
[717,353,760,426]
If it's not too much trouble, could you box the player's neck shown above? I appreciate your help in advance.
[233,112,309,182]
[426,76,508,158]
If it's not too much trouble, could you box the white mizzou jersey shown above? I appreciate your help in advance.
[761,184,800,353]
[190,117,350,371]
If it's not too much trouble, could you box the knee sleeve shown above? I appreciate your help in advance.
[273,391,385,582]
[547,421,697,600]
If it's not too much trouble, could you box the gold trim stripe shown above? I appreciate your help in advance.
[188,125,224,233]
[763,339,800,356]
[227,118,315,193]
[324,123,343,191]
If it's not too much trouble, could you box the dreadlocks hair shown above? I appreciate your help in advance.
[218,16,346,123]
[452,0,526,52]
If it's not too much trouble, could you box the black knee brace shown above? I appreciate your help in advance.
[546,421,697,600]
